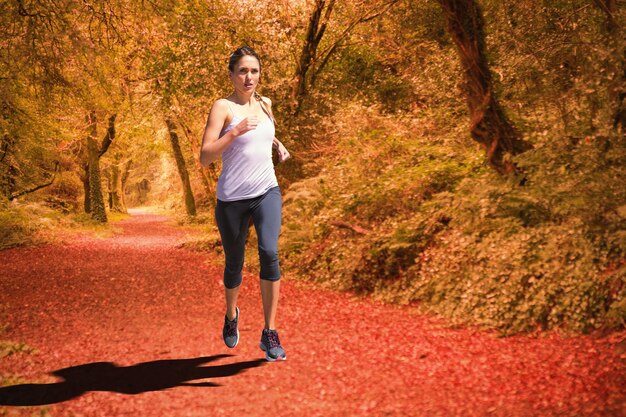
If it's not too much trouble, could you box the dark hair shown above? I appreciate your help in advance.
[228,46,261,73]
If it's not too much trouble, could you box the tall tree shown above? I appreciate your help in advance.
[291,0,398,115]
[0,1,73,202]
[165,117,196,217]
[85,112,116,223]
[105,156,129,213]
[120,159,132,210]
[81,113,116,217]
[138,1,228,212]
[291,0,336,114]
[437,0,532,174]
[175,113,218,203]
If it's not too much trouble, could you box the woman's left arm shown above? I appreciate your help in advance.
[262,96,290,163]
[273,137,290,163]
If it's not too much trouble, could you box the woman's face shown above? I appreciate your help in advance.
[230,55,260,94]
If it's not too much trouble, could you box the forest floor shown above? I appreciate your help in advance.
[0,210,624,417]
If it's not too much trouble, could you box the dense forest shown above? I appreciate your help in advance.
[1,0,624,334]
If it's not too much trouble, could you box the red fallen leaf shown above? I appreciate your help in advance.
[0,213,624,416]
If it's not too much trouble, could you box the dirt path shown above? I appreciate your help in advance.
[0,211,624,417]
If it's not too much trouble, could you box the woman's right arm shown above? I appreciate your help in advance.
[200,100,258,167]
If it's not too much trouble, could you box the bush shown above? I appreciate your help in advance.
[0,206,37,249]
[43,172,83,212]
[0,201,120,249]
[281,105,626,334]
[370,132,626,333]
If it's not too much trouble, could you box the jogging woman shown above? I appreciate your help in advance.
[200,46,289,361]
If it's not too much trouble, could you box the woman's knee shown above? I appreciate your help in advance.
[224,258,245,288]
[260,274,280,283]
[258,246,278,264]
[259,248,280,280]
[224,270,243,289]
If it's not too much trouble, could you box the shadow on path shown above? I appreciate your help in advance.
[0,354,264,406]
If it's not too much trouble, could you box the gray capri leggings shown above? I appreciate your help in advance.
[215,186,282,289]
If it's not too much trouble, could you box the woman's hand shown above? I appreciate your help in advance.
[276,142,291,163]
[233,116,258,136]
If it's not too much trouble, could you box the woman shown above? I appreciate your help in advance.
[200,46,290,362]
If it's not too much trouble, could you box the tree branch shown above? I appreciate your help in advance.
[10,162,60,200]
[330,220,371,235]
[311,0,399,89]
[314,0,336,45]
[17,0,41,17]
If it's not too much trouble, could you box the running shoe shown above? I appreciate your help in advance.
[222,307,239,348]
[259,328,286,361]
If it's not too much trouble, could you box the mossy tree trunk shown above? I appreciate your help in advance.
[81,164,91,213]
[438,0,532,174]
[83,112,117,222]
[86,111,107,223]
[165,117,196,217]
[0,134,15,199]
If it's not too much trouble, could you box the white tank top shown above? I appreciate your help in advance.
[216,100,278,202]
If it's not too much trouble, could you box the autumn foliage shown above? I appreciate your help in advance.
[1,0,625,333]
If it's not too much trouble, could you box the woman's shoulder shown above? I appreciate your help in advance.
[209,99,234,128]
[213,98,232,110]
[210,98,233,118]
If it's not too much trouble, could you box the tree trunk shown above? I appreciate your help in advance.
[86,111,107,223]
[102,166,112,208]
[290,0,336,115]
[0,134,14,198]
[137,178,150,205]
[109,163,126,213]
[82,164,91,213]
[165,117,196,216]
[438,0,532,174]
[120,159,132,210]
[81,113,116,216]
[176,115,216,202]
[593,0,625,131]
[290,1,397,115]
